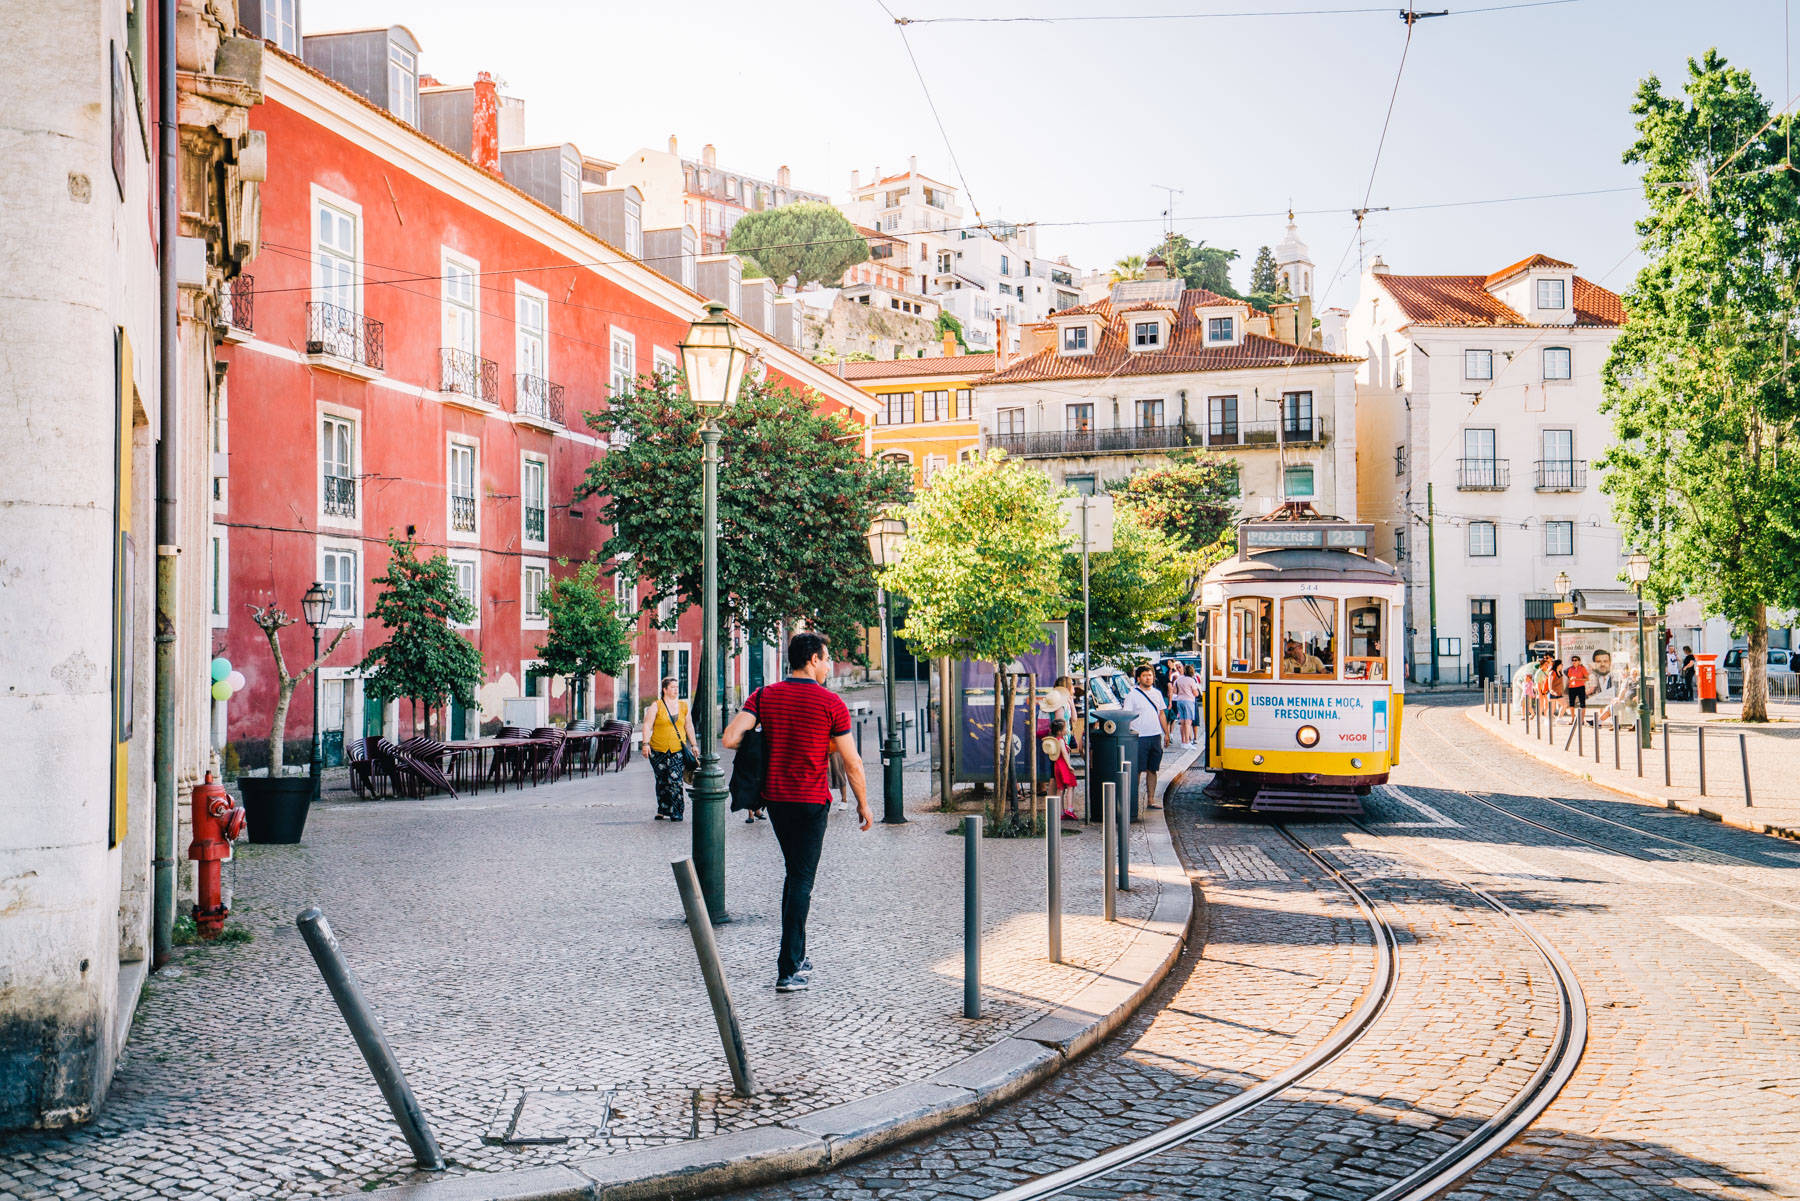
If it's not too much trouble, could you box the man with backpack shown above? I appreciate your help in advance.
[723,632,870,993]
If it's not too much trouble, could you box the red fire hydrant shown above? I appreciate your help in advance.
[187,772,246,939]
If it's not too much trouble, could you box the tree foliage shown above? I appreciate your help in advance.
[1064,509,1197,665]
[1600,50,1800,721]
[536,560,634,706]
[1109,453,1241,558]
[579,374,911,660]
[1249,245,1281,296]
[1152,233,1240,297]
[1109,254,1144,284]
[357,537,484,732]
[935,310,967,351]
[726,202,869,289]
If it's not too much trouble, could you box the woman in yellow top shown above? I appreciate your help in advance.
[641,676,700,821]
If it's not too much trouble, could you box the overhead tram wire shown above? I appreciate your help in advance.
[891,0,1587,25]
[875,0,992,234]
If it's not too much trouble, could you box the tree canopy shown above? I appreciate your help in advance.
[1064,508,1197,666]
[1249,246,1280,296]
[536,560,635,710]
[1109,254,1144,285]
[578,374,911,660]
[1153,233,1240,298]
[1109,452,1241,561]
[357,536,484,732]
[726,202,869,290]
[1600,50,1800,721]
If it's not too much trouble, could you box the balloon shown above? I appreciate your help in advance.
[227,671,246,691]
[210,658,231,682]
[211,680,232,701]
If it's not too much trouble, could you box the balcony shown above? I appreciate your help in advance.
[322,473,356,519]
[1457,458,1511,490]
[1535,459,1588,491]
[514,374,566,430]
[985,424,1195,459]
[305,301,384,378]
[450,493,477,534]
[525,505,546,543]
[1203,418,1325,449]
[439,348,499,411]
[221,274,253,342]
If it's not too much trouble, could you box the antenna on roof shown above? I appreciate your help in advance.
[1351,205,1390,276]
[1152,184,1184,238]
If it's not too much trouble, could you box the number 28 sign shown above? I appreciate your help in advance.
[1223,686,1249,725]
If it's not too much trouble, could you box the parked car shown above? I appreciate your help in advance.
[1720,646,1799,700]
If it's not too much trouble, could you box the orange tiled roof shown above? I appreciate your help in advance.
[838,353,998,381]
[982,288,1358,386]
[1484,253,1576,287]
[1374,272,1623,328]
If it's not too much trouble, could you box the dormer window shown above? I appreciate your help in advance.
[1537,278,1567,309]
[387,40,417,124]
[1133,321,1161,348]
[1207,316,1235,343]
[1062,326,1089,353]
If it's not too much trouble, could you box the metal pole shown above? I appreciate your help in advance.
[1505,684,1511,725]
[296,908,444,1169]
[1613,713,1620,770]
[692,424,728,922]
[1080,500,1092,831]
[1697,724,1706,796]
[1101,783,1116,922]
[963,815,982,1018]
[1576,714,1583,757]
[880,586,906,824]
[1636,586,1653,749]
[151,0,180,972]
[1047,756,1062,964]
[1116,742,1130,891]
[671,858,756,1096]
[1027,674,1039,831]
[1663,724,1671,786]
[1740,733,1753,807]
[311,625,324,808]
[1565,716,1577,752]
[1426,482,1439,687]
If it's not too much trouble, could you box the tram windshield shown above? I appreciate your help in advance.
[1344,597,1387,681]
[1226,597,1272,678]
[1281,597,1336,679]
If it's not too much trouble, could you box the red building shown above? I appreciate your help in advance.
[218,33,874,766]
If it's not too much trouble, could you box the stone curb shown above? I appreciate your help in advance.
[355,754,1200,1201]
[1461,707,1800,842]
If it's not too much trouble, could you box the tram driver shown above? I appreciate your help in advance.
[1283,638,1329,676]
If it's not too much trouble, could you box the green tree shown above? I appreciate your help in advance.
[1600,50,1800,722]
[1110,453,1241,559]
[358,536,484,736]
[935,310,967,352]
[1249,245,1280,296]
[727,202,870,289]
[536,560,635,717]
[882,450,1069,815]
[1153,233,1240,297]
[1109,254,1144,284]
[1064,509,1197,665]
[579,373,911,660]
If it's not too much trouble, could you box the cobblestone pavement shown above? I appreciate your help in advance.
[0,717,1171,1199]
[726,696,1800,1200]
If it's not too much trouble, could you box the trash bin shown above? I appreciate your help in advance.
[1085,707,1138,824]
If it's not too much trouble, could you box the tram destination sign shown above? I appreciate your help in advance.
[1241,523,1372,552]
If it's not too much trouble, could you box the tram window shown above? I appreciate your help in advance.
[1344,597,1387,682]
[1209,608,1225,676]
[1280,597,1336,679]
[1226,597,1272,678]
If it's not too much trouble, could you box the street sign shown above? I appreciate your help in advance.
[1553,601,1576,617]
[1060,494,1114,553]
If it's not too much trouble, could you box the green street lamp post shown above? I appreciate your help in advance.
[680,301,749,924]
[1627,551,1653,749]
[301,581,331,808]
[867,511,909,824]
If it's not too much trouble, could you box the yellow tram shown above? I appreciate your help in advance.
[1200,508,1405,814]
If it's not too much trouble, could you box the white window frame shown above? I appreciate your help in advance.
[610,328,637,396]
[1464,348,1493,380]
[560,160,582,220]
[449,551,481,629]
[996,407,1026,437]
[613,555,637,612]
[924,454,948,481]
[442,248,481,362]
[1283,465,1316,499]
[319,406,360,530]
[659,643,694,701]
[310,185,363,316]
[1062,325,1090,353]
[1467,520,1498,558]
[1537,277,1567,310]
[653,346,678,378]
[387,40,417,125]
[1207,316,1234,343]
[447,437,480,543]
[520,452,549,551]
[1544,520,1575,558]
[1133,320,1162,349]
[1543,346,1573,381]
[263,0,298,53]
[522,558,551,630]
[516,281,548,384]
[318,540,362,627]
[209,524,229,628]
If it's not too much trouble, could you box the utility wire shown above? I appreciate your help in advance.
[891,0,1583,24]
[876,0,990,232]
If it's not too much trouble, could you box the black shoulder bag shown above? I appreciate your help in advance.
[728,690,766,812]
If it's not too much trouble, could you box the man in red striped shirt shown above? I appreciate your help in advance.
[724,632,870,992]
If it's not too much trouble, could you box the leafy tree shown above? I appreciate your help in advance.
[935,311,967,352]
[882,450,1069,814]
[536,560,635,716]
[1153,233,1240,297]
[727,202,869,289]
[579,374,911,660]
[358,536,483,736]
[1249,245,1281,296]
[247,602,350,771]
[1600,50,1800,722]
[1110,453,1241,557]
[1064,509,1197,666]
[812,348,876,365]
[1109,254,1144,284]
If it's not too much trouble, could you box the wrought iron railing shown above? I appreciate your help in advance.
[1457,458,1511,490]
[440,348,499,404]
[984,424,1196,458]
[323,473,356,518]
[450,493,477,533]
[525,506,546,543]
[227,274,253,332]
[306,301,384,370]
[1534,459,1588,491]
[1203,418,1323,449]
[514,374,565,425]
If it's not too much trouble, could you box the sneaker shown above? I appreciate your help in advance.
[833,799,848,811]
[776,974,810,993]
[1062,808,1079,822]
[799,957,813,976]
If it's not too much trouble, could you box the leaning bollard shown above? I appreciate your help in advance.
[1740,733,1753,807]
[296,908,445,1170]
[963,815,982,1019]
[671,858,756,1097]
[1698,725,1707,796]
[1102,783,1117,923]
[1663,725,1672,786]
[1566,715,1578,752]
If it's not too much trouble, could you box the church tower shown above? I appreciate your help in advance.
[1276,210,1314,299]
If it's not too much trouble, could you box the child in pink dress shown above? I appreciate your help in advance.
[1044,718,1079,822]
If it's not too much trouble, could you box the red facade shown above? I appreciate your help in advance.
[218,57,864,764]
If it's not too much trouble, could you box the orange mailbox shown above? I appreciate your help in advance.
[1695,653,1719,714]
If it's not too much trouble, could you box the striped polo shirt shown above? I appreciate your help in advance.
[744,678,852,805]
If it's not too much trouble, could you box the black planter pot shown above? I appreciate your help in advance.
[238,775,314,844]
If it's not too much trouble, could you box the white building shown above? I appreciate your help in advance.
[1348,253,1627,683]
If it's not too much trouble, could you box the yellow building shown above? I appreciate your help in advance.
[839,346,996,488]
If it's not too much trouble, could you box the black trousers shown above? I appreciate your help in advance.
[765,801,830,979]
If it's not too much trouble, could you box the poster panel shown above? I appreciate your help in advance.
[954,622,1067,783]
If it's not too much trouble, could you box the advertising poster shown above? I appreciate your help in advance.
[954,622,1067,783]
[1221,683,1389,754]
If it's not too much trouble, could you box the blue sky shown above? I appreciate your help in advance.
[304,0,1792,306]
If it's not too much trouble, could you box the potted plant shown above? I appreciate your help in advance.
[241,596,348,843]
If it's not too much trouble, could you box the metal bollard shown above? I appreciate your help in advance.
[1697,725,1707,796]
[1613,713,1620,770]
[1102,783,1117,922]
[671,859,756,1097]
[1594,715,1601,764]
[1663,725,1672,786]
[1048,779,1063,964]
[1740,733,1753,807]
[1566,715,1578,752]
[1576,714,1584,756]
[1116,743,1131,892]
[296,908,445,1170]
[963,815,982,1018]
[1506,686,1512,725]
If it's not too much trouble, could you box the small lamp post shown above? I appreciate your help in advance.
[867,510,910,824]
[680,301,749,924]
[301,581,331,807]
[1627,551,1652,748]
[1554,570,1571,601]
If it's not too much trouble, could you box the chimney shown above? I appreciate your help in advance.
[1142,254,1169,282]
[702,143,717,167]
[941,330,957,357]
[667,134,678,155]
[907,154,917,176]
[777,164,791,188]
[1370,254,1390,275]
[420,73,443,86]
[851,169,860,190]
[471,72,500,175]
[994,315,1010,369]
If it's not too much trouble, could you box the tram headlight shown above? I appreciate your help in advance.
[1350,757,1363,769]
[1251,754,1264,766]
[1296,725,1321,748]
